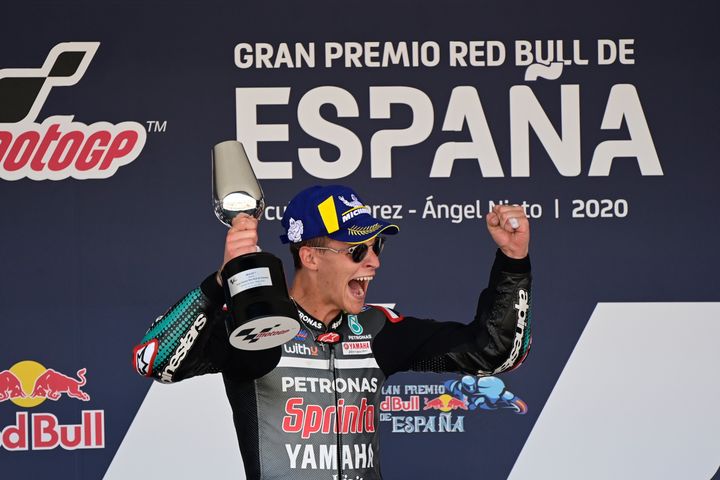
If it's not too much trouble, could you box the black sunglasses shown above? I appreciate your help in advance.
[311,237,385,263]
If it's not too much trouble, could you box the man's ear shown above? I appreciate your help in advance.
[298,246,320,271]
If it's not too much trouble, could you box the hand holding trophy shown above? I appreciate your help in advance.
[212,141,300,350]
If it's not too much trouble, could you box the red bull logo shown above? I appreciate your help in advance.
[380,395,420,412]
[0,361,89,407]
[0,360,104,451]
[423,394,468,412]
[1,411,104,451]
[0,370,26,401]
[30,368,90,401]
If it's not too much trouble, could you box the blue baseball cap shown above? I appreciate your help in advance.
[280,185,400,244]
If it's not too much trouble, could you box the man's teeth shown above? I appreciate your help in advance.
[354,276,373,282]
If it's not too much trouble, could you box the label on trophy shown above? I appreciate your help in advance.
[227,267,273,297]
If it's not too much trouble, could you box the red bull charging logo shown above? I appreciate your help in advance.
[0,360,104,451]
[423,394,469,412]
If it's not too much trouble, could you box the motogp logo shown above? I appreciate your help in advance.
[0,42,146,181]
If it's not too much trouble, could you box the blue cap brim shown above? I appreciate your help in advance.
[327,215,400,244]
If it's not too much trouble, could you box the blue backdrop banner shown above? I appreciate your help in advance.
[1,1,718,479]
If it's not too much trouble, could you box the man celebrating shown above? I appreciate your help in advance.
[134,184,531,480]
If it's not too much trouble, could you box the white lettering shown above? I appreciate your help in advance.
[370,86,433,178]
[297,86,362,178]
[589,85,662,176]
[323,41,439,68]
[431,86,503,177]
[161,314,207,382]
[233,42,315,69]
[285,443,374,470]
[510,85,581,177]
[235,87,291,178]
[281,376,378,393]
[285,443,301,468]
[233,84,663,179]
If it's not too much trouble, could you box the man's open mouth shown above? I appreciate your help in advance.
[348,276,373,298]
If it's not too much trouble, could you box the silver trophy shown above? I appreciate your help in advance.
[212,141,300,350]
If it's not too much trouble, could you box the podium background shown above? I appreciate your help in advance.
[1,1,718,479]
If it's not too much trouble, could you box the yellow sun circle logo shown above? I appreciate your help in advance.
[436,394,454,412]
[8,360,47,408]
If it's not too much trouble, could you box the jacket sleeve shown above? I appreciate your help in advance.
[372,249,532,377]
[132,273,230,383]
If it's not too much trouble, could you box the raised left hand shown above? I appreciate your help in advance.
[485,205,529,259]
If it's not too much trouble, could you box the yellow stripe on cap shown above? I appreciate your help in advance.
[318,196,339,233]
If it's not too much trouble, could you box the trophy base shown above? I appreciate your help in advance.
[222,252,301,351]
[228,315,300,350]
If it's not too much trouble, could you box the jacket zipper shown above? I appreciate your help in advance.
[330,345,342,480]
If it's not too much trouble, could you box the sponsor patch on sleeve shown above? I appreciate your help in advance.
[369,305,404,323]
[133,339,158,377]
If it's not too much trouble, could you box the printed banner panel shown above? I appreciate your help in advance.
[1,1,718,479]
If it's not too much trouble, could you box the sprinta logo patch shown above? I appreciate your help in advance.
[0,42,147,181]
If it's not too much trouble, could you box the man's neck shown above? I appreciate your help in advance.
[290,275,341,326]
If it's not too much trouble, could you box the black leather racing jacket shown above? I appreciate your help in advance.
[133,250,532,480]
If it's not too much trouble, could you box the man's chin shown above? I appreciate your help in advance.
[344,299,365,315]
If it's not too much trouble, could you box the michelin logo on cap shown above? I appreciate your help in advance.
[287,218,304,242]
